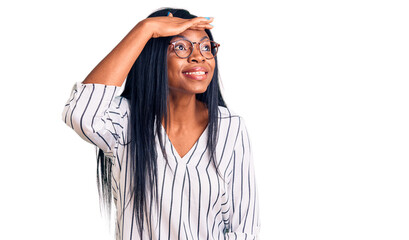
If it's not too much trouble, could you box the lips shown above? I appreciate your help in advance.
[182,67,209,81]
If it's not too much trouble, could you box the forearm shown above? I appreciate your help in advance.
[82,21,152,87]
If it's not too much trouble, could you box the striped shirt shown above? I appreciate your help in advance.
[62,82,260,240]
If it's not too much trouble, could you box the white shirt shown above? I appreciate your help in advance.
[62,82,260,240]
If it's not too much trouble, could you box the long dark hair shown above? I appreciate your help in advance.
[96,7,227,238]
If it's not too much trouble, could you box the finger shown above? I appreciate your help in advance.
[190,23,213,29]
[192,24,213,29]
[188,25,214,31]
[191,17,214,25]
[167,12,173,17]
[179,17,213,32]
[201,17,214,22]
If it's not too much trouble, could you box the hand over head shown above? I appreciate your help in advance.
[144,12,214,38]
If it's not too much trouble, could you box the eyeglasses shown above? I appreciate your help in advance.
[169,39,220,59]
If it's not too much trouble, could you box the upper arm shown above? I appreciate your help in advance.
[62,82,129,157]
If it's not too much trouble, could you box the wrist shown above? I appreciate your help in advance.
[136,19,155,39]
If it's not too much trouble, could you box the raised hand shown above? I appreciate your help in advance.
[142,12,214,38]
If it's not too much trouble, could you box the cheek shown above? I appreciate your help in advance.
[167,58,182,85]
[167,57,175,74]
[167,49,178,76]
[208,61,216,79]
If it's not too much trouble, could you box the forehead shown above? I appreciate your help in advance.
[171,29,210,42]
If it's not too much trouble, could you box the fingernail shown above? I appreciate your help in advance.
[205,17,211,20]
[167,12,171,16]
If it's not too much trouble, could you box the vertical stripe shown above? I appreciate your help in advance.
[205,153,212,240]
[195,144,208,239]
[183,222,189,240]
[69,85,86,129]
[177,171,187,239]
[91,85,107,133]
[108,87,117,108]
[239,131,245,224]
[231,150,236,217]
[79,84,96,145]
[211,208,222,237]
[242,160,251,232]
[212,170,221,209]
[168,146,179,240]
[63,83,260,240]
[116,150,122,171]
[121,147,129,240]
[217,108,232,168]
[186,168,195,239]
[96,132,111,150]
[158,161,168,240]
[251,176,256,235]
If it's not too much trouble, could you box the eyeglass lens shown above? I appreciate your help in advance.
[174,40,218,59]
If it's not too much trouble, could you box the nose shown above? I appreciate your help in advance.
[188,43,205,63]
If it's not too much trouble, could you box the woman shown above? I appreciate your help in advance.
[62,8,260,240]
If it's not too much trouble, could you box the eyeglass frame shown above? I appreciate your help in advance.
[169,39,220,60]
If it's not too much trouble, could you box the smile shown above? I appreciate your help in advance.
[182,71,208,80]
[183,71,206,75]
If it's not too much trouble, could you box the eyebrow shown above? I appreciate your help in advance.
[173,35,209,42]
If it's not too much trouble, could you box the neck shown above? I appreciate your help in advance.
[162,91,207,131]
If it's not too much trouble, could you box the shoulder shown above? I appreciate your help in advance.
[217,106,247,132]
[216,106,252,153]
[217,106,241,120]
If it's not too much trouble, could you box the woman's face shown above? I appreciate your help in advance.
[167,29,215,95]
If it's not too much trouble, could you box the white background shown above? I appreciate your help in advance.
[1,0,408,239]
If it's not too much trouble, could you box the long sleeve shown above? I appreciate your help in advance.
[62,82,129,158]
[226,117,261,239]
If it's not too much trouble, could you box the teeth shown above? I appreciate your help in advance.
[184,71,206,75]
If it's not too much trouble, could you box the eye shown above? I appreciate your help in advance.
[174,40,190,52]
[175,43,186,51]
[201,42,211,52]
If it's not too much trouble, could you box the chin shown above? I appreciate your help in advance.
[195,89,208,94]
[195,81,212,94]
[190,86,209,94]
[169,84,209,95]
